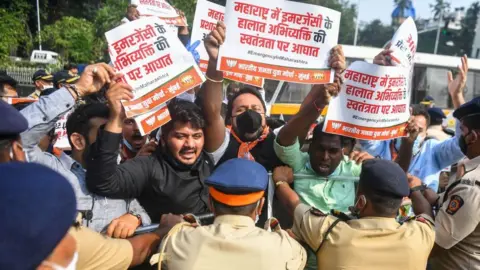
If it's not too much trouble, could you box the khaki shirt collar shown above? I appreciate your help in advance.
[464,155,480,173]
[348,217,400,230]
[213,215,256,228]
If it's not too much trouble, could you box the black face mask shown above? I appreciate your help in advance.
[234,110,263,139]
[459,134,469,156]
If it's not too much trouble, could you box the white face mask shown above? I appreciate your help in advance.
[42,252,78,270]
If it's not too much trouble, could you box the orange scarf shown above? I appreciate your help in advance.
[227,125,269,161]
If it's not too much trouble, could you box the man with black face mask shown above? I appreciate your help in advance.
[85,81,212,222]
[201,22,346,171]
[426,96,480,270]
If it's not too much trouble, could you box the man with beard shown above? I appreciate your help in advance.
[85,82,212,222]
[20,64,151,236]
[424,96,480,270]
[200,22,346,171]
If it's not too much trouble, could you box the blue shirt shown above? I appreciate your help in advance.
[20,88,151,232]
[360,128,464,192]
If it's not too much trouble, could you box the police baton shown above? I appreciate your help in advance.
[134,213,214,235]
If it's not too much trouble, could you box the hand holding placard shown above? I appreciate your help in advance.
[204,22,226,63]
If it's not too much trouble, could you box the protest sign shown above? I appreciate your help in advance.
[53,112,72,151]
[191,0,265,88]
[323,61,410,141]
[217,0,340,84]
[389,17,417,69]
[105,17,205,120]
[132,0,187,26]
[134,104,171,135]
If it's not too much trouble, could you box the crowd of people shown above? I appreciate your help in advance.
[1,3,480,270]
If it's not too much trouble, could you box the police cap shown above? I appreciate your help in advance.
[360,159,409,198]
[0,162,76,270]
[453,96,480,121]
[53,71,80,89]
[0,100,28,137]
[32,69,53,82]
[428,107,446,120]
[206,158,268,206]
[0,74,18,88]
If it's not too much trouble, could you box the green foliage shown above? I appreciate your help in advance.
[41,16,99,63]
[430,0,450,21]
[455,2,480,56]
[0,8,31,62]
[358,20,394,48]
[171,0,197,25]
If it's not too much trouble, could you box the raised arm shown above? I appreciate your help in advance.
[201,22,227,153]
[396,117,420,172]
[408,174,434,219]
[85,80,153,199]
[272,166,301,216]
[277,45,345,147]
[448,55,468,110]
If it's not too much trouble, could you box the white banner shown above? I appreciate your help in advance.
[217,0,340,84]
[53,112,72,151]
[131,0,187,26]
[390,17,417,69]
[323,61,410,140]
[191,0,265,88]
[105,17,205,121]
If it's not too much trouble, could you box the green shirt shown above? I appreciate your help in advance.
[274,139,361,213]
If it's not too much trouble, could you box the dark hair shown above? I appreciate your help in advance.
[226,87,266,124]
[64,63,77,70]
[211,198,258,216]
[411,105,430,127]
[359,185,402,216]
[226,82,241,95]
[311,122,349,147]
[430,116,443,126]
[266,117,285,130]
[161,99,205,135]
[66,103,110,146]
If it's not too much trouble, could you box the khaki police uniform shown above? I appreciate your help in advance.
[431,156,480,270]
[69,224,133,270]
[292,204,435,270]
[158,215,306,270]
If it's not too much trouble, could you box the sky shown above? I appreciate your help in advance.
[359,0,476,24]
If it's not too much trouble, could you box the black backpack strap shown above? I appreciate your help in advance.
[315,218,343,254]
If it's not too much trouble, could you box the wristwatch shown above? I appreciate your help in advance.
[409,185,426,196]
[129,211,142,226]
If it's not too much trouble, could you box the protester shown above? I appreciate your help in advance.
[274,159,435,270]
[426,97,480,269]
[0,74,18,100]
[120,118,151,162]
[53,70,80,89]
[86,86,212,221]
[200,22,345,171]
[157,158,307,270]
[0,162,180,270]
[225,82,241,102]
[0,100,28,163]
[427,107,451,141]
[29,69,54,99]
[20,64,151,235]
[360,53,468,192]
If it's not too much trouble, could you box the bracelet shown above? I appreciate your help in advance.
[313,99,325,112]
[275,181,287,188]
[205,75,224,83]
[409,185,426,196]
[66,84,81,100]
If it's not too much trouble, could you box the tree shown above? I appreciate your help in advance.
[456,2,480,56]
[171,0,197,25]
[358,20,394,48]
[0,8,31,62]
[430,0,450,21]
[41,16,99,63]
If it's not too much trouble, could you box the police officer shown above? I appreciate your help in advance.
[53,70,80,89]
[273,159,435,270]
[30,69,54,99]
[429,96,480,269]
[0,99,28,163]
[157,158,307,270]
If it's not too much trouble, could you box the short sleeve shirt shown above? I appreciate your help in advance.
[432,156,480,270]
[292,204,435,270]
